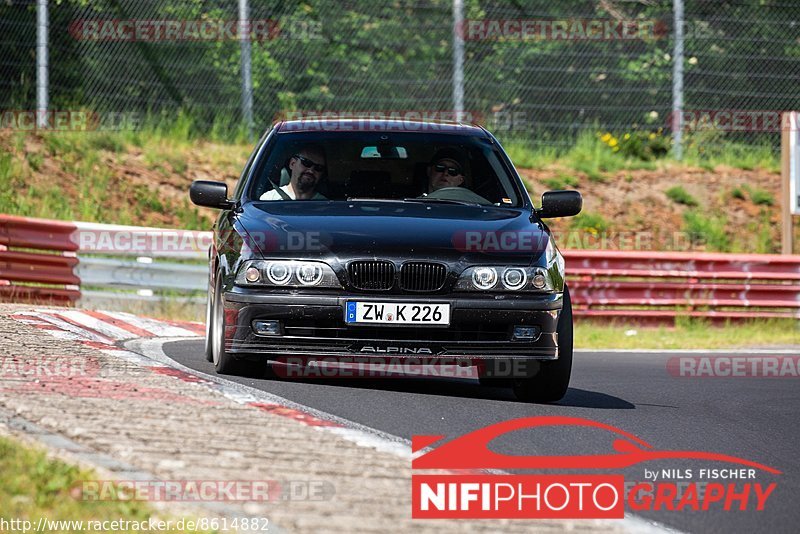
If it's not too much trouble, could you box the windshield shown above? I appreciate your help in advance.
[247,131,523,207]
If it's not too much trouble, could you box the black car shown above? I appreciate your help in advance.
[190,118,581,402]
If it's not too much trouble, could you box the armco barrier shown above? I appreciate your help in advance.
[1,214,799,323]
[0,215,81,304]
[0,214,208,306]
[563,250,800,323]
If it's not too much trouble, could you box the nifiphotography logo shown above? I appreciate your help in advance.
[411,416,780,519]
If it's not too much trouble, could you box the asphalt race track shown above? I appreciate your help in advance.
[164,340,799,534]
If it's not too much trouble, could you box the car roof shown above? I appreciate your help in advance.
[273,118,489,136]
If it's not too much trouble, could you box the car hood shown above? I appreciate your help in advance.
[238,201,548,265]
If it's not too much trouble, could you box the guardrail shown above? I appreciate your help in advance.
[2,214,799,323]
[564,250,800,323]
[0,214,208,308]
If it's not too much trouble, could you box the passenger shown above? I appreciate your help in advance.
[425,148,466,194]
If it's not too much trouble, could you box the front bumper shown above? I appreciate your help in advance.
[221,289,564,361]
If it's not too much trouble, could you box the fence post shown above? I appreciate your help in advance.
[672,0,685,160]
[452,0,465,120]
[239,0,254,140]
[781,112,797,254]
[36,0,48,128]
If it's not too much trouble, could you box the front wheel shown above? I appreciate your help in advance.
[210,272,248,375]
[512,286,573,403]
[203,274,214,362]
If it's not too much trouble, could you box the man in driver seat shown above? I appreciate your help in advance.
[261,144,328,200]
[425,148,466,194]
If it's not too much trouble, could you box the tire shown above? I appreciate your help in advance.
[203,273,214,363]
[512,285,573,403]
[210,272,248,376]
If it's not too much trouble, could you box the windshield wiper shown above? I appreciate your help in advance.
[402,197,480,206]
[345,197,403,202]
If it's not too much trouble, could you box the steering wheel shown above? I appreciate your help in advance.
[426,186,491,205]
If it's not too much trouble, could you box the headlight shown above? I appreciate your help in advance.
[266,263,292,285]
[472,267,498,290]
[296,263,324,285]
[502,267,527,290]
[236,260,341,288]
[455,266,554,292]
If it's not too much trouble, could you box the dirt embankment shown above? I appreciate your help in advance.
[3,132,796,252]
[519,163,796,253]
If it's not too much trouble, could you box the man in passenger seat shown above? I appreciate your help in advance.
[425,148,466,194]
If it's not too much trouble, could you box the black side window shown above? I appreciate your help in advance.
[233,130,271,200]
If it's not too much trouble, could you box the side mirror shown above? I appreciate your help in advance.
[537,190,582,218]
[190,180,234,209]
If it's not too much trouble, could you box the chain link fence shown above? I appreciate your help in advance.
[2,0,799,151]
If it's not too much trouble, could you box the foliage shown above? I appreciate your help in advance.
[0,436,216,533]
[683,210,730,251]
[748,187,774,206]
[682,137,779,173]
[598,130,670,161]
[665,186,698,206]
[2,0,797,151]
[570,211,609,234]
[542,174,579,190]
[730,186,746,200]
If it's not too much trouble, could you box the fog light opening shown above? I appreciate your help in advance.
[253,320,282,336]
[512,325,538,340]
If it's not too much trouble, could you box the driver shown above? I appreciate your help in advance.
[261,144,328,200]
[425,148,466,194]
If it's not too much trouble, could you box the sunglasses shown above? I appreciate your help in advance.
[293,154,326,173]
[433,163,462,176]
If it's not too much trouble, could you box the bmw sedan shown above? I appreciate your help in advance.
[190,118,582,402]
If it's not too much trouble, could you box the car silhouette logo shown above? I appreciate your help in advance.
[412,416,781,474]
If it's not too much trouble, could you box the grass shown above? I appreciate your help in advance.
[502,130,780,177]
[0,112,252,229]
[503,129,659,182]
[0,435,216,533]
[570,212,610,233]
[730,186,746,200]
[542,173,580,190]
[749,188,774,206]
[575,318,799,349]
[683,210,730,251]
[682,138,779,173]
[0,120,785,241]
[665,185,698,207]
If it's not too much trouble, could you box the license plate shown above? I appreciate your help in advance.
[345,302,450,325]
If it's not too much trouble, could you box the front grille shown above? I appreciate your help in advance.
[399,262,448,292]
[347,260,395,290]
